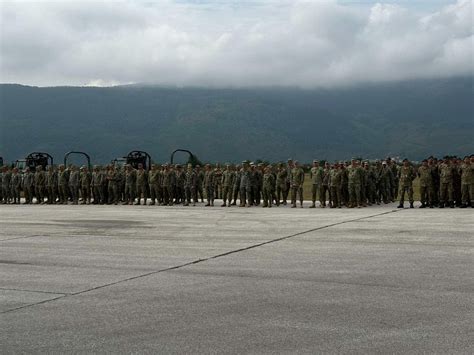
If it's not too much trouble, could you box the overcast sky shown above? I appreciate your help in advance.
[0,0,472,88]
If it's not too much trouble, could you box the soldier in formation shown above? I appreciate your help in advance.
[1,154,473,209]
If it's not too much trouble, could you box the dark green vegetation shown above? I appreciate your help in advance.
[1,77,472,164]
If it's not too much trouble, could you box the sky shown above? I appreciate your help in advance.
[0,0,472,88]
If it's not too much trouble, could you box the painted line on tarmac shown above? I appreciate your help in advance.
[1,209,401,314]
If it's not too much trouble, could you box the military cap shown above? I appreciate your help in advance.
[351,157,357,161]
[313,160,319,163]
[403,158,409,162]
[382,161,387,165]
[287,158,293,162]
[187,163,192,168]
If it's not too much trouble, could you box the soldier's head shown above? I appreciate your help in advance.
[422,159,428,166]
[176,164,182,170]
[312,160,319,167]
[205,163,211,171]
[470,155,474,163]
[138,163,143,170]
[36,165,42,171]
[225,163,230,170]
[382,161,387,168]
[195,164,200,170]
[287,159,293,168]
[403,158,410,167]
[294,161,300,167]
[187,163,192,170]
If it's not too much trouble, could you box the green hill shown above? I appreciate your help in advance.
[0,77,472,164]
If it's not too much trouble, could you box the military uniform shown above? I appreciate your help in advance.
[329,165,342,208]
[439,161,454,208]
[135,168,148,205]
[80,168,91,204]
[184,165,197,206]
[23,169,35,204]
[2,167,12,204]
[221,166,234,207]
[204,167,215,206]
[418,163,434,208]
[148,166,162,206]
[347,162,363,208]
[34,166,46,204]
[231,167,241,205]
[398,162,416,208]
[460,159,474,207]
[106,167,119,205]
[10,170,21,204]
[262,170,275,207]
[91,167,105,204]
[276,166,287,206]
[309,164,323,208]
[290,164,305,208]
[58,167,70,204]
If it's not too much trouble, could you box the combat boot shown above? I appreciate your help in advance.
[450,202,455,208]
[309,202,315,208]
[397,203,404,208]
[221,202,226,207]
[410,202,414,208]
[419,203,426,208]
[439,203,445,208]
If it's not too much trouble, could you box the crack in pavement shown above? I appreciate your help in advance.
[0,287,68,296]
[1,209,400,314]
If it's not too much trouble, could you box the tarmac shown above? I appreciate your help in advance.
[0,201,473,354]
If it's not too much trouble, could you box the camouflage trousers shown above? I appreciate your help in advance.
[291,185,303,206]
[58,184,68,203]
[2,185,10,202]
[348,183,361,207]
[398,184,413,204]
[124,184,135,203]
[47,186,57,204]
[24,186,34,204]
[439,182,453,204]
[11,186,20,203]
[419,185,434,206]
[136,184,147,202]
[461,183,474,204]
[70,185,79,204]
[162,186,173,206]
[262,186,274,207]
[330,186,341,207]
[239,186,251,206]
[81,185,90,203]
[222,185,232,203]
[184,186,196,204]
[92,185,104,204]
[107,183,118,204]
[35,185,46,203]
[276,184,287,205]
[205,185,214,204]
[149,184,161,204]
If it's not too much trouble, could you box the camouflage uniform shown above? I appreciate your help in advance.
[239,164,252,207]
[231,166,241,205]
[68,167,80,204]
[276,165,288,206]
[80,167,91,204]
[262,169,275,207]
[309,162,323,208]
[439,161,454,208]
[204,166,215,206]
[148,165,162,206]
[321,165,330,207]
[460,157,474,207]
[290,163,305,208]
[2,167,12,203]
[135,167,148,205]
[347,161,363,208]
[418,162,434,208]
[34,166,46,204]
[91,166,105,204]
[57,166,69,204]
[107,166,119,205]
[221,165,234,207]
[161,166,176,206]
[397,161,416,208]
[23,168,35,204]
[10,169,21,204]
[329,165,342,208]
[184,165,197,206]
[196,167,205,202]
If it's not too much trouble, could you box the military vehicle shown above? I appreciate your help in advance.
[15,152,53,171]
[170,149,198,166]
[64,151,91,170]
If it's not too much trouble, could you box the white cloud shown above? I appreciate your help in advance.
[0,0,472,87]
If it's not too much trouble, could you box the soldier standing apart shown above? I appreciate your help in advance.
[10,167,21,204]
[347,158,363,208]
[23,167,35,204]
[204,164,215,207]
[397,159,416,208]
[184,163,197,206]
[262,166,275,208]
[460,155,474,208]
[221,164,234,207]
[439,157,454,208]
[135,163,148,205]
[80,166,91,204]
[291,161,305,208]
[418,159,434,208]
[309,160,323,208]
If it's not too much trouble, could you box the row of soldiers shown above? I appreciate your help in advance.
[1,155,473,208]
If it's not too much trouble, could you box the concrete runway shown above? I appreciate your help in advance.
[1,202,473,353]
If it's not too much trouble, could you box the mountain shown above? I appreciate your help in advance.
[0,77,473,164]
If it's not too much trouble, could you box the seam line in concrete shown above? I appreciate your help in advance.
[0,209,399,315]
[0,287,68,296]
[0,235,47,242]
